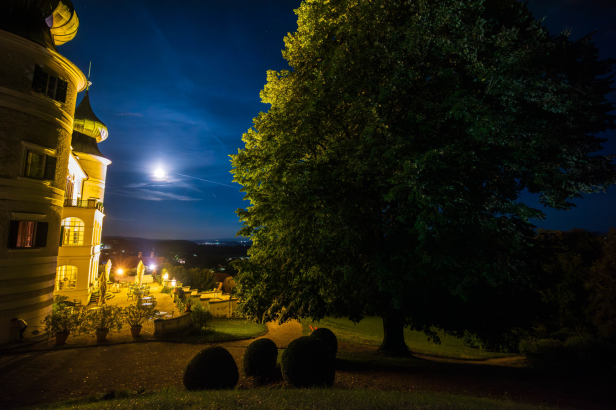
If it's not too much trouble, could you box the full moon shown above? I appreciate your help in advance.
[154,168,165,178]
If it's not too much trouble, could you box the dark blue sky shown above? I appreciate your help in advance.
[60,0,615,240]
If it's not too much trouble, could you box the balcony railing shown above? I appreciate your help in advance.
[64,198,104,212]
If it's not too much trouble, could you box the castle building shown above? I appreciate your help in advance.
[54,88,111,304]
[0,0,95,344]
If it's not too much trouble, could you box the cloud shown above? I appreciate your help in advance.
[124,177,203,192]
[108,189,202,202]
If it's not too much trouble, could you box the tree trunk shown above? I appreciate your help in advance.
[378,309,411,357]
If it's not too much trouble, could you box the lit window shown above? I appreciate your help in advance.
[56,265,77,290]
[7,221,48,248]
[16,222,35,247]
[61,217,84,245]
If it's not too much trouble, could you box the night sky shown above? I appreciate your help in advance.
[60,0,616,240]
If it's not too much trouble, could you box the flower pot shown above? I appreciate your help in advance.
[96,328,109,342]
[55,331,70,345]
[130,325,142,337]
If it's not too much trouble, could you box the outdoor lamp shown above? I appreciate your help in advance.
[117,268,124,275]
[171,278,176,287]
[149,264,156,270]
[163,273,169,280]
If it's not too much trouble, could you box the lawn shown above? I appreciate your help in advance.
[170,318,268,343]
[29,388,556,410]
[301,316,515,360]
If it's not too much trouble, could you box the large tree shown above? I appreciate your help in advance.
[230,0,615,355]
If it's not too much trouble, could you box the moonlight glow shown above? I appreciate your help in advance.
[154,168,165,178]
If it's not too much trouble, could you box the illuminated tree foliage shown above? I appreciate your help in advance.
[231,0,615,355]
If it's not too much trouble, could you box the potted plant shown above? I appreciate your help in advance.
[85,305,124,342]
[42,305,88,345]
[124,300,159,337]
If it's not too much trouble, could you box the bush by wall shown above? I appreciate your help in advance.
[281,336,335,388]
[190,298,213,334]
[183,346,239,390]
[243,338,278,378]
[520,336,616,374]
[310,328,338,360]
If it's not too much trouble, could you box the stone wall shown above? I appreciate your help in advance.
[153,312,192,337]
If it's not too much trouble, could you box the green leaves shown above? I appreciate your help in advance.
[230,0,615,342]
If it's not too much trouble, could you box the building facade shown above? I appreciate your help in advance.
[54,90,111,304]
[0,0,87,344]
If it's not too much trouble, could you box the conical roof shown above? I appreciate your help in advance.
[73,90,108,142]
[71,131,107,158]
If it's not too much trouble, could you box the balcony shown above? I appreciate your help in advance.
[64,198,104,213]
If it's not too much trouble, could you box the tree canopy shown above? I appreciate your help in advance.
[230,0,615,355]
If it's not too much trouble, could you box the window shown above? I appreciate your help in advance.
[56,266,77,291]
[92,221,102,245]
[32,64,68,103]
[61,217,84,245]
[23,150,57,181]
[7,221,48,248]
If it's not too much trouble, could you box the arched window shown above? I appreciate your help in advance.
[61,217,84,245]
[56,265,77,290]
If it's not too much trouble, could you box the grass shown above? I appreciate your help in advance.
[169,317,268,343]
[28,387,558,410]
[301,316,515,360]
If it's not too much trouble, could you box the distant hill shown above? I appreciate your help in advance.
[101,236,249,271]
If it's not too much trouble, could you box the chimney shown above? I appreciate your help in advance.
[150,251,154,258]
[138,252,142,258]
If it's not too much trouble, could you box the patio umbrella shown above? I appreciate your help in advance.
[105,260,112,282]
[98,268,107,306]
[136,260,145,288]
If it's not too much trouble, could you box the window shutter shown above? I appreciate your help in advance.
[34,222,48,248]
[56,79,68,103]
[32,65,48,94]
[43,156,57,181]
[59,226,65,246]
[8,220,20,248]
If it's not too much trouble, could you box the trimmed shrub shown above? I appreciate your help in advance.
[243,338,278,378]
[281,336,335,388]
[183,347,239,390]
[310,328,338,360]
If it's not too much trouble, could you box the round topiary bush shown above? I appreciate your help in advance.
[281,336,335,388]
[310,328,338,360]
[183,346,239,390]
[243,338,279,378]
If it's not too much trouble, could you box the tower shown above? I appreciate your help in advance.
[55,82,111,304]
[0,1,87,344]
